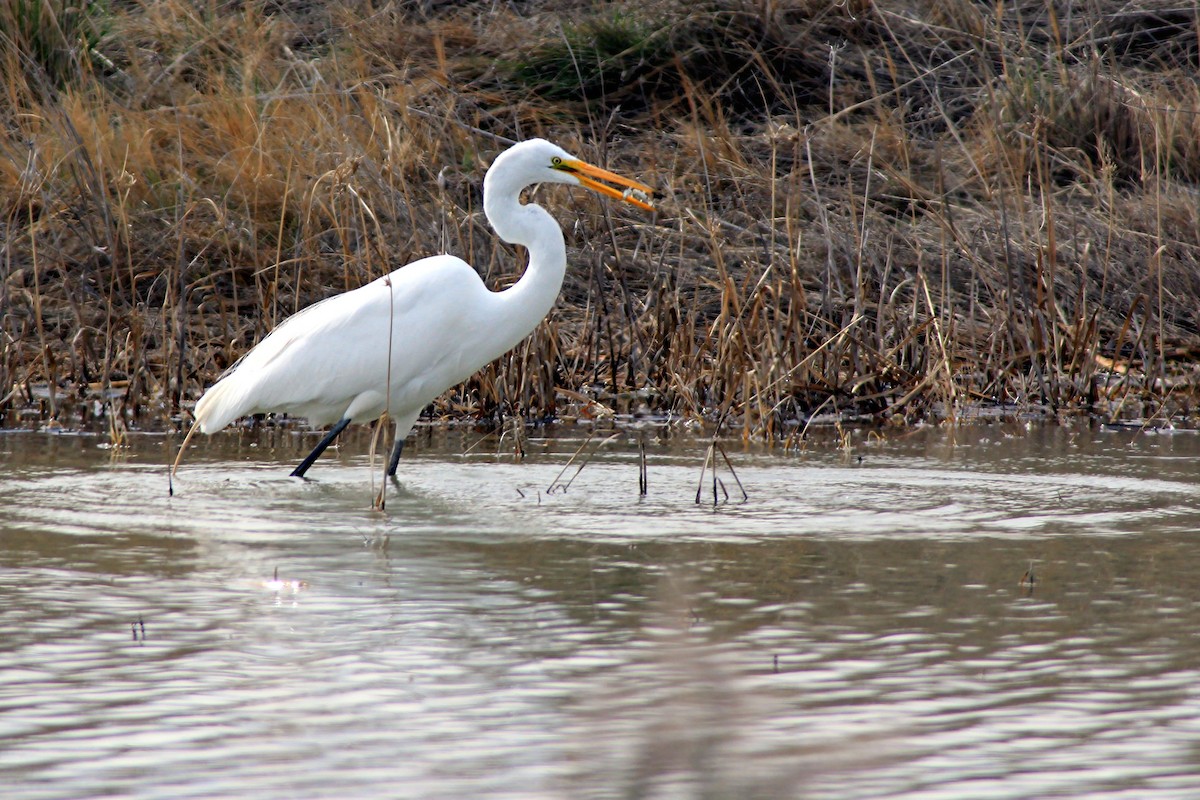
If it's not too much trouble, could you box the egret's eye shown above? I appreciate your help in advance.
[551,157,563,167]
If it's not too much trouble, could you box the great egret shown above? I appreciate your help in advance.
[171,138,653,479]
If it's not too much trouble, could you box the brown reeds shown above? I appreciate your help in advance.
[3,0,1200,443]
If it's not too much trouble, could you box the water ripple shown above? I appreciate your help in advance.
[4,429,1200,798]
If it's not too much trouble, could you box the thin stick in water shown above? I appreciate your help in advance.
[695,438,748,506]
[695,440,714,504]
[169,419,202,495]
[370,412,389,510]
[547,433,595,494]
[715,441,749,502]
[638,436,647,497]
[546,433,619,494]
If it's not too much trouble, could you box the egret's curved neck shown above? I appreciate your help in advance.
[482,174,566,353]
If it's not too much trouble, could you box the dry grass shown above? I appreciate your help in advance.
[3,0,1200,442]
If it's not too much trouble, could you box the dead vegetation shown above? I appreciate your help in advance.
[3,0,1200,441]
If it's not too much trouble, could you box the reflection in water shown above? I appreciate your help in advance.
[2,424,1200,798]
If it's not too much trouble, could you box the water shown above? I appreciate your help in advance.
[3,422,1200,799]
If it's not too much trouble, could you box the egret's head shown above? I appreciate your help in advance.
[489,138,655,211]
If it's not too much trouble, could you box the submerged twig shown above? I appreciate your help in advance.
[370,412,390,510]
[695,440,714,505]
[715,441,749,502]
[695,438,748,507]
[1019,560,1037,596]
[546,432,619,494]
[169,418,202,495]
[638,435,648,496]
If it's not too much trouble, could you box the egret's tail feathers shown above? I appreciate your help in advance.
[175,369,258,477]
[192,376,247,434]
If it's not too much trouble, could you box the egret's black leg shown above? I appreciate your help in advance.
[386,437,405,477]
[291,417,352,478]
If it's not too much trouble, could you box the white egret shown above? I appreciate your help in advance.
[171,138,653,479]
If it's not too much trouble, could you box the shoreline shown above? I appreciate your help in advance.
[4,1,1200,438]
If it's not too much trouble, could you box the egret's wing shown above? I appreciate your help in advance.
[194,255,485,431]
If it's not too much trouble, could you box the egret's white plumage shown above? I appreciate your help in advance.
[174,138,653,478]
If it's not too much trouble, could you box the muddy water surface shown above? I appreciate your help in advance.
[3,423,1200,799]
